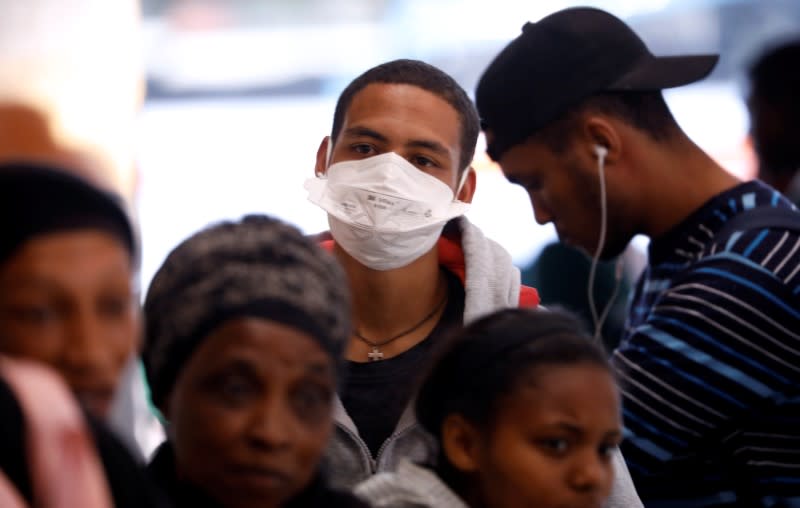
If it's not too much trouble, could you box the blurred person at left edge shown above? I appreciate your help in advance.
[0,162,170,508]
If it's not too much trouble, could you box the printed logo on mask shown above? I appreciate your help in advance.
[305,152,469,270]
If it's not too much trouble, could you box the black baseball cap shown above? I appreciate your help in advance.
[476,7,719,161]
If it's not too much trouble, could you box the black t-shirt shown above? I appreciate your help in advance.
[340,269,465,457]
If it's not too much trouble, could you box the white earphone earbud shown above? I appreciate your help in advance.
[594,144,608,161]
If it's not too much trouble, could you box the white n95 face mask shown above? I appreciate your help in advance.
[305,151,470,270]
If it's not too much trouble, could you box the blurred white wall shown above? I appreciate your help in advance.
[0,0,144,199]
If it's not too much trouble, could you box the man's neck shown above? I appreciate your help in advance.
[639,138,741,240]
[334,244,449,362]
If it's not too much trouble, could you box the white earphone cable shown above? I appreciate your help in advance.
[587,146,624,343]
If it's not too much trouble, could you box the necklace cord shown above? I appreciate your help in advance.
[354,291,449,348]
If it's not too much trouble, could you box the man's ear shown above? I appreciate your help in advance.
[441,413,483,473]
[583,116,621,166]
[457,167,477,203]
[314,136,331,176]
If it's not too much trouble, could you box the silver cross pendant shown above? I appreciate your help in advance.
[367,347,384,361]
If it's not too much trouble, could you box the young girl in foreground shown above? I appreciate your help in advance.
[357,308,640,508]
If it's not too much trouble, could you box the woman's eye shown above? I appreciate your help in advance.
[219,379,255,404]
[11,305,56,325]
[98,296,131,318]
[598,442,619,460]
[538,438,570,455]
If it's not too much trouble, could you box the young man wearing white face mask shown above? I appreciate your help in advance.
[306,61,644,508]
[304,59,541,489]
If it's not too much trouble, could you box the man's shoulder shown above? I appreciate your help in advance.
[710,204,800,256]
[628,229,800,390]
[659,244,800,312]
[650,198,800,292]
[692,205,800,291]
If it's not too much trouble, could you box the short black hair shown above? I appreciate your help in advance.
[747,40,800,176]
[416,307,611,441]
[531,91,680,154]
[749,40,800,102]
[331,59,480,172]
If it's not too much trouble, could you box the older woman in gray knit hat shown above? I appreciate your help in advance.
[142,215,368,508]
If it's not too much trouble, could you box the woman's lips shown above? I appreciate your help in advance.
[227,464,293,490]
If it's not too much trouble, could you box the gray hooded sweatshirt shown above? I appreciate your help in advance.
[324,216,642,508]
[355,456,643,508]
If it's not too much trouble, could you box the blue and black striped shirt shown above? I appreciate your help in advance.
[613,181,800,508]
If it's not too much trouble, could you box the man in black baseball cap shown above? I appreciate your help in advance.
[477,7,717,162]
[477,7,800,507]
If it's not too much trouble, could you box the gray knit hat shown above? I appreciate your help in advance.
[142,215,351,408]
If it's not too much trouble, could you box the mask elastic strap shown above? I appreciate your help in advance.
[454,167,470,201]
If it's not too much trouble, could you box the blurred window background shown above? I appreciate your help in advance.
[5,0,799,290]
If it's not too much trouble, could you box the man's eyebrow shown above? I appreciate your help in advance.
[505,169,540,187]
[343,126,451,156]
[504,172,523,186]
[407,139,450,156]
[343,126,388,143]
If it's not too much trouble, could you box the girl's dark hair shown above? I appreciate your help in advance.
[416,307,611,440]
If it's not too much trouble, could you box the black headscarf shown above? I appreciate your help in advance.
[0,162,136,266]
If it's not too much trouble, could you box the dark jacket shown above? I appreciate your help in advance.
[148,443,370,508]
[0,376,171,508]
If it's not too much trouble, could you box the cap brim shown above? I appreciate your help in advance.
[608,54,719,90]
